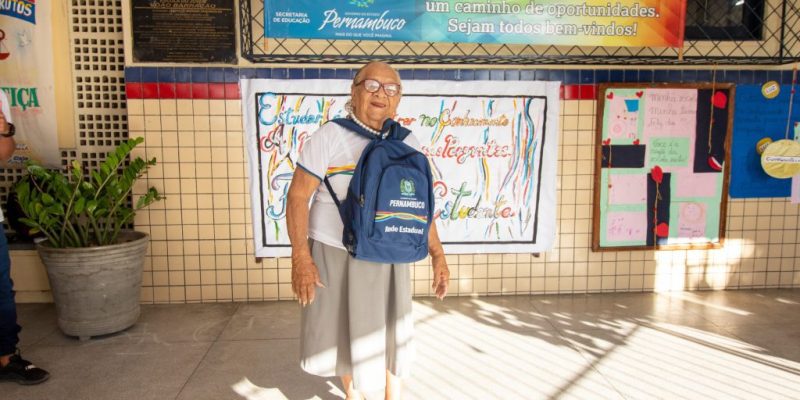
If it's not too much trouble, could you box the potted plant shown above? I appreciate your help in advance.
[14,137,162,340]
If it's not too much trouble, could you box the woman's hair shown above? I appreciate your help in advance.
[344,99,353,115]
[352,62,374,85]
[351,61,400,85]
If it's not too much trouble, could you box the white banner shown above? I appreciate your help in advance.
[0,1,60,167]
[242,79,560,257]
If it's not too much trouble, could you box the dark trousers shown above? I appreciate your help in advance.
[0,225,21,356]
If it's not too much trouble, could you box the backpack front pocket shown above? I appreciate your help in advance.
[369,164,429,246]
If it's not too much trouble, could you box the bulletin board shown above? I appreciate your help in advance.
[729,84,800,198]
[592,83,735,251]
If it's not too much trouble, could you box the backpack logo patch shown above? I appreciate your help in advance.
[400,178,415,197]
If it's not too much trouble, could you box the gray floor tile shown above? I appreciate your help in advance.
[583,321,800,399]
[532,293,718,332]
[37,303,239,346]
[722,322,800,364]
[6,289,800,399]
[218,301,300,341]
[670,291,800,327]
[2,342,212,400]
[410,299,623,400]
[176,339,337,400]
[416,295,558,333]
[16,303,58,349]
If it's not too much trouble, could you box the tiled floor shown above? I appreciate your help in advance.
[4,289,800,399]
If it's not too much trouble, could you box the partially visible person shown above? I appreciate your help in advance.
[0,89,50,385]
[287,62,449,399]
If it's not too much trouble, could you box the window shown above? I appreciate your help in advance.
[685,0,766,40]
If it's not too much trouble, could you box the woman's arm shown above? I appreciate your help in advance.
[0,111,15,161]
[286,168,324,306]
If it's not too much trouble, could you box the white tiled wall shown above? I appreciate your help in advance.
[122,97,800,303]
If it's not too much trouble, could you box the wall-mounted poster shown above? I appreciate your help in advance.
[241,79,560,258]
[592,83,734,251]
[263,0,686,47]
[729,84,800,198]
[0,1,61,167]
[131,0,236,63]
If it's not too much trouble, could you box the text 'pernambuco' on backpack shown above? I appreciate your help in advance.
[324,118,434,264]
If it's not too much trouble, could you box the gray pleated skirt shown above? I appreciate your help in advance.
[300,239,414,392]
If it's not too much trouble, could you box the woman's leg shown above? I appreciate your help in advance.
[385,369,402,400]
[342,375,363,400]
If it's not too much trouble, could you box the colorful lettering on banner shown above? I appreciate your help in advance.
[264,0,687,47]
[0,0,36,24]
[0,0,60,167]
[242,79,560,258]
[1,87,40,111]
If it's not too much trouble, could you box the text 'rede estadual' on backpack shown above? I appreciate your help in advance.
[323,118,434,264]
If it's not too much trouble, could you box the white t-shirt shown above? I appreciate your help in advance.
[297,121,421,250]
[0,90,11,223]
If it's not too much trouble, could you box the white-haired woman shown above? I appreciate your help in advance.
[287,61,449,399]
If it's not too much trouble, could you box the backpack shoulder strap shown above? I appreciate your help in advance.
[322,175,342,209]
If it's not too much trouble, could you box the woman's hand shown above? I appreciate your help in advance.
[292,254,324,306]
[431,255,449,300]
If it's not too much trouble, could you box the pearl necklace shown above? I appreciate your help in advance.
[349,114,385,138]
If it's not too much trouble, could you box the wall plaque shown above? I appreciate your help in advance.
[132,0,236,63]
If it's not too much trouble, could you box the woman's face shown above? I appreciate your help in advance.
[350,63,402,130]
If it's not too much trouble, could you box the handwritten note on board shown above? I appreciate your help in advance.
[677,202,707,239]
[608,174,647,205]
[649,138,690,166]
[606,211,647,242]
[643,89,697,138]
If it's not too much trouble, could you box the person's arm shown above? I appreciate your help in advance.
[0,111,15,161]
[286,167,325,306]
[428,222,449,299]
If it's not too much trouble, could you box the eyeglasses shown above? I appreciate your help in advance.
[354,79,401,97]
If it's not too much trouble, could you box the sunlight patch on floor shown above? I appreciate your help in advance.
[410,302,621,400]
[666,292,752,316]
[409,300,800,400]
[231,377,341,400]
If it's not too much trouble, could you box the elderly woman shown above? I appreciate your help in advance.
[286,61,449,399]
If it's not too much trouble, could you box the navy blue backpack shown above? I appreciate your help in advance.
[323,118,434,264]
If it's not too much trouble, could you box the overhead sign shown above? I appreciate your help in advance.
[264,0,686,47]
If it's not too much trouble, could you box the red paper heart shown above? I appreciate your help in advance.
[606,92,614,99]
[712,91,727,109]
[633,139,640,145]
[656,222,669,237]
[707,155,722,171]
[635,91,643,98]
[651,165,663,184]
[603,138,611,146]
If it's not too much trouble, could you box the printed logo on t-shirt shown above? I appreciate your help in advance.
[326,164,355,177]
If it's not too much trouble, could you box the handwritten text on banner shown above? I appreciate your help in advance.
[241,79,561,258]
